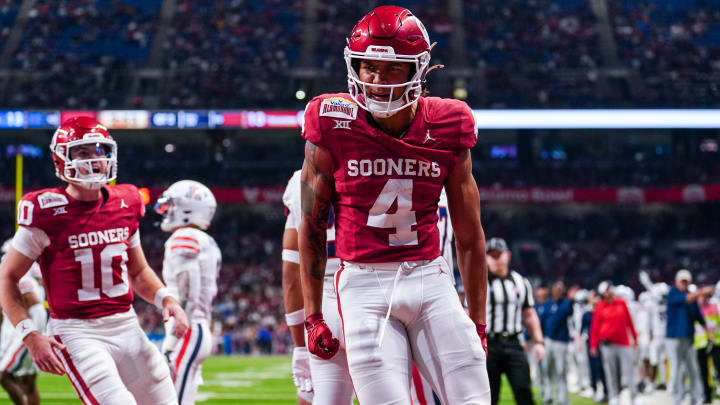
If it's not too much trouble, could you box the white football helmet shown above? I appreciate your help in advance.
[597,281,614,296]
[344,6,432,117]
[154,180,217,232]
[51,116,117,190]
[615,285,635,302]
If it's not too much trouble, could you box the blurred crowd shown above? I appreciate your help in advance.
[0,0,718,108]
[2,131,719,190]
[6,0,160,108]
[610,0,720,107]
[130,203,720,355]
[4,200,716,355]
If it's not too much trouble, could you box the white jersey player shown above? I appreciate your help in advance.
[0,240,46,405]
[156,180,220,405]
[437,190,454,274]
[570,289,591,394]
[282,169,352,405]
[636,291,654,390]
[639,271,669,390]
[282,170,453,404]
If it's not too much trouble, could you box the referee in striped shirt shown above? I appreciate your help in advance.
[485,237,545,405]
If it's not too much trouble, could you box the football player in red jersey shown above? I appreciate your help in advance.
[0,116,189,405]
[298,6,490,404]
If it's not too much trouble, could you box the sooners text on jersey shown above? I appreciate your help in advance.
[16,185,144,319]
[302,93,476,262]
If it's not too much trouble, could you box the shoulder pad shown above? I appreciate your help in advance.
[16,188,62,229]
[423,97,477,149]
[168,229,202,257]
[113,184,145,218]
[318,95,359,120]
[37,191,69,209]
[302,93,358,147]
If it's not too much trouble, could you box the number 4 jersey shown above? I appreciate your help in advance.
[302,93,476,263]
[13,184,144,319]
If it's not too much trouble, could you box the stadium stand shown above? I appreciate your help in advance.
[0,0,718,108]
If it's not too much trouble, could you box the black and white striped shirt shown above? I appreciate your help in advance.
[486,270,534,336]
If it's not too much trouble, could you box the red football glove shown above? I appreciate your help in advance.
[476,323,488,355]
[305,313,339,360]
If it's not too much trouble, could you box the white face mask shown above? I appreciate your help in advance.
[344,48,430,118]
[57,141,117,190]
[364,89,411,118]
[71,158,112,189]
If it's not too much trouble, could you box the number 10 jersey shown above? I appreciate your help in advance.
[14,185,144,319]
[301,93,477,263]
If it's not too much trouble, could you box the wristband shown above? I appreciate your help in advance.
[154,287,171,309]
[282,249,300,264]
[285,308,306,326]
[16,318,38,341]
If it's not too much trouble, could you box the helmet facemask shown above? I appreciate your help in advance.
[154,195,178,232]
[53,138,117,190]
[345,47,430,118]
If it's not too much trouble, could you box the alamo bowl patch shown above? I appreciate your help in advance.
[37,192,69,209]
[320,97,358,120]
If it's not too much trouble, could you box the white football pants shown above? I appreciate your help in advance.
[48,309,177,405]
[309,276,355,405]
[335,257,490,405]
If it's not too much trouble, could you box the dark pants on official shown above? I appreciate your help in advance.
[487,335,535,405]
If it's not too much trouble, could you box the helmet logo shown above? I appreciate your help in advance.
[367,46,395,55]
[82,132,104,140]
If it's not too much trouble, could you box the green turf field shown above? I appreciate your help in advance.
[0,355,597,404]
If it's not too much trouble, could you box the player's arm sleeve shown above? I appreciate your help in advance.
[128,229,141,248]
[130,184,146,220]
[166,254,199,298]
[12,226,50,260]
[301,98,324,146]
[284,204,301,231]
[163,263,180,301]
[187,260,202,310]
[458,101,478,149]
[282,205,301,263]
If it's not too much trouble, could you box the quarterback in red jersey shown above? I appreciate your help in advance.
[0,117,189,405]
[298,5,490,404]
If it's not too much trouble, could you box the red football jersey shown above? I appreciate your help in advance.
[302,94,477,262]
[16,184,145,319]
